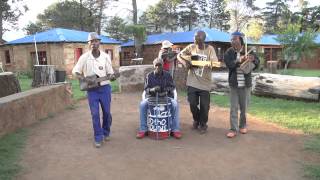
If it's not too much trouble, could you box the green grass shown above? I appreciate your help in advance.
[18,76,120,100]
[211,93,320,179]
[0,129,28,180]
[68,79,119,100]
[304,165,320,180]
[305,135,320,153]
[211,94,320,134]
[17,75,32,92]
[279,68,320,77]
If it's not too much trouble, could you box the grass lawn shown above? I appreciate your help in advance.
[211,94,320,179]
[211,95,320,134]
[17,75,119,100]
[279,68,320,77]
[17,75,33,92]
[0,129,28,180]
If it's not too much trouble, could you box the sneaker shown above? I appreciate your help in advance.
[136,131,146,139]
[239,128,248,134]
[172,131,182,139]
[199,125,208,134]
[226,131,237,138]
[192,121,199,130]
[104,136,111,141]
[94,141,102,148]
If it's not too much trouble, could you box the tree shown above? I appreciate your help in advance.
[83,0,119,34]
[105,16,129,41]
[225,0,256,32]
[125,25,146,57]
[139,6,162,33]
[132,0,137,24]
[23,22,47,35]
[37,0,95,32]
[243,19,264,41]
[177,0,208,31]
[207,0,230,31]
[139,0,181,34]
[262,0,292,33]
[291,5,320,33]
[275,23,318,71]
[0,0,28,41]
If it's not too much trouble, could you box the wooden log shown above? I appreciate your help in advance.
[32,65,56,87]
[253,73,320,101]
[211,72,229,92]
[0,72,21,98]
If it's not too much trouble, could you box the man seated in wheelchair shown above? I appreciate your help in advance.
[136,58,181,139]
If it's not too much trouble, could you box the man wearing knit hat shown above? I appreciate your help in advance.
[224,31,260,138]
[136,58,181,139]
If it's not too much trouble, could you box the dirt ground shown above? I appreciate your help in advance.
[17,92,311,180]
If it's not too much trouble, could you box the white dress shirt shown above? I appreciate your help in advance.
[72,50,114,86]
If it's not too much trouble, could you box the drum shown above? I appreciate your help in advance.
[147,97,172,140]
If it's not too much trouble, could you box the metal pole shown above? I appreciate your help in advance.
[34,33,39,65]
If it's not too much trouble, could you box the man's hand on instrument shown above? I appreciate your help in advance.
[158,91,167,97]
[185,60,192,69]
[110,74,116,81]
[150,85,161,93]
[247,54,255,62]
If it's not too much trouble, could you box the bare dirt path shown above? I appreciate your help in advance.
[17,92,308,180]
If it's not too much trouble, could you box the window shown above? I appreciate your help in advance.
[30,51,47,65]
[105,49,113,60]
[123,52,130,59]
[5,50,10,64]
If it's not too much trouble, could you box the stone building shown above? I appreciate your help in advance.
[0,28,121,75]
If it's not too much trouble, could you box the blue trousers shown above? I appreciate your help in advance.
[87,85,112,143]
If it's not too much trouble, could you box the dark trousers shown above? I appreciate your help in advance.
[187,86,210,126]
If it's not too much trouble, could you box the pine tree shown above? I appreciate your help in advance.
[262,0,292,33]
[177,0,208,31]
[207,0,230,31]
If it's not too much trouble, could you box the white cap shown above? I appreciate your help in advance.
[87,32,101,41]
[161,40,173,49]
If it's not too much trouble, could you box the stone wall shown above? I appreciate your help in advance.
[119,65,154,92]
[0,84,72,137]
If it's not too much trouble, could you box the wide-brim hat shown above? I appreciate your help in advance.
[88,32,101,41]
[161,40,173,49]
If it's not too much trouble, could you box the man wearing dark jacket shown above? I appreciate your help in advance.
[136,58,181,139]
[224,31,260,138]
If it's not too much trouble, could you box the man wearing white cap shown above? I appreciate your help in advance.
[72,32,116,148]
[158,40,177,77]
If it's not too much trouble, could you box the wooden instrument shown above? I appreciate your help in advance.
[191,61,222,68]
[79,72,120,91]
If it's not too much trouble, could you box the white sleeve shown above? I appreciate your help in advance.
[72,54,86,76]
[105,54,114,74]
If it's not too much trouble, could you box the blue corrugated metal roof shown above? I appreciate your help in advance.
[121,28,291,47]
[122,27,231,47]
[6,28,121,45]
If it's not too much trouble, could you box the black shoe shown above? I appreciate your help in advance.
[192,121,199,130]
[199,124,208,134]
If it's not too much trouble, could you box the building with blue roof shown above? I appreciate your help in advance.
[120,28,284,66]
[0,28,121,74]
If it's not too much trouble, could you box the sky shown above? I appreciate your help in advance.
[2,0,319,41]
